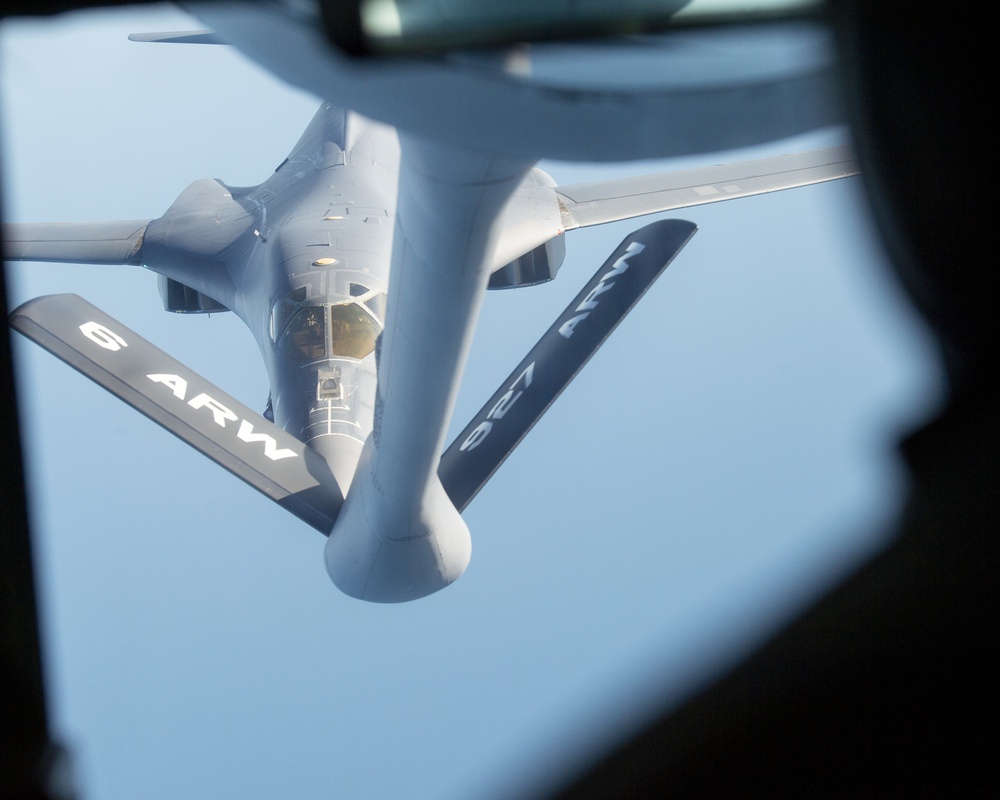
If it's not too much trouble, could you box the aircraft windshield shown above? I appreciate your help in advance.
[329,303,381,359]
[273,296,384,363]
[282,306,327,362]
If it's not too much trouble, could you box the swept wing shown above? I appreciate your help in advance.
[556,145,858,230]
[491,145,857,277]
[3,220,149,265]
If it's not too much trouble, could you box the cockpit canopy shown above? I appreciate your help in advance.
[271,287,386,363]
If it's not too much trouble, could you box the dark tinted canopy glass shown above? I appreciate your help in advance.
[273,294,385,363]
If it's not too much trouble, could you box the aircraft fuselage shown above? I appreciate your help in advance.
[6,28,857,600]
[139,104,530,601]
[143,108,400,495]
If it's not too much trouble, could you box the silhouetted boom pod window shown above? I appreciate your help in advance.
[329,304,381,359]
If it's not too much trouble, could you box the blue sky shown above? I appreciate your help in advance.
[2,7,944,799]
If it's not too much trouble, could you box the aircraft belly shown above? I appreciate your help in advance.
[324,136,534,601]
[196,7,843,162]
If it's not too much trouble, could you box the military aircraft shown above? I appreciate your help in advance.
[4,16,858,602]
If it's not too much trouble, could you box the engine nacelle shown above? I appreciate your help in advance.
[158,275,229,313]
[489,166,566,289]
[488,233,566,289]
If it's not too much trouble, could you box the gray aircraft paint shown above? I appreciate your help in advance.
[4,17,858,601]
[10,294,344,532]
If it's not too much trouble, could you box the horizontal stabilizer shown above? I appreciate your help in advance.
[440,219,697,510]
[3,220,150,265]
[557,145,858,230]
[11,295,343,533]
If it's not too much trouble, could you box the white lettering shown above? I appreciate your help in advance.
[601,241,645,281]
[515,362,535,392]
[460,421,492,452]
[188,393,238,428]
[80,321,127,351]
[460,363,535,451]
[558,242,646,339]
[576,280,616,311]
[490,389,520,420]
[236,420,297,461]
[558,313,588,339]
[145,375,298,460]
[147,373,188,400]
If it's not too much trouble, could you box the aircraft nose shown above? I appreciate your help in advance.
[307,433,365,497]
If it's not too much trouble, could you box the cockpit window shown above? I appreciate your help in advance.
[280,306,327,362]
[329,304,381,359]
[271,290,385,363]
